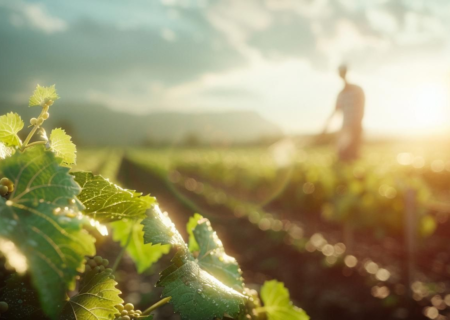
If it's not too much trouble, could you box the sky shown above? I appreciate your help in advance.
[0,0,449,136]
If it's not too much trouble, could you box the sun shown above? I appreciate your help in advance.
[399,82,449,134]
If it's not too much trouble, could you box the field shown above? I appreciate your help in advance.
[71,141,450,320]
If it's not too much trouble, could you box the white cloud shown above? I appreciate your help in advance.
[316,19,390,64]
[206,0,272,60]
[395,11,446,45]
[22,3,67,33]
[1,1,67,33]
[366,9,398,34]
[161,28,177,42]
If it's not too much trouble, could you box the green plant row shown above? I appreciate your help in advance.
[174,154,435,237]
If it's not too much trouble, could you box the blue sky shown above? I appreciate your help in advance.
[0,0,449,135]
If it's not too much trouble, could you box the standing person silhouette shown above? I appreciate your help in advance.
[322,64,365,162]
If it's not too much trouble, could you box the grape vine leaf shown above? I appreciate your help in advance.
[111,219,170,273]
[193,218,244,291]
[72,172,155,222]
[50,128,76,166]
[142,208,246,320]
[29,84,59,107]
[158,251,245,320]
[0,112,24,146]
[0,147,96,319]
[60,270,123,320]
[141,205,186,248]
[187,213,203,252]
[260,280,309,320]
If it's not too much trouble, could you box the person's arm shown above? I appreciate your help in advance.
[321,95,341,135]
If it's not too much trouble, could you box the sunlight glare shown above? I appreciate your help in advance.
[408,83,448,132]
[0,238,28,274]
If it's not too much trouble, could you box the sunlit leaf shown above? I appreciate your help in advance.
[60,270,123,320]
[186,213,203,252]
[111,219,170,273]
[72,171,155,222]
[49,128,76,166]
[193,218,244,291]
[260,280,309,320]
[0,112,24,147]
[29,84,59,107]
[0,271,122,320]
[141,205,186,248]
[0,147,95,319]
[142,210,246,320]
[158,252,246,320]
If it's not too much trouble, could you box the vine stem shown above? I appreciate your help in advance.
[21,107,47,150]
[22,140,46,150]
[111,220,136,273]
[22,125,40,149]
[142,297,172,315]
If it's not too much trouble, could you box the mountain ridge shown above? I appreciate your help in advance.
[0,101,282,146]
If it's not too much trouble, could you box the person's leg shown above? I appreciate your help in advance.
[337,128,352,162]
[351,126,362,160]
[341,126,361,162]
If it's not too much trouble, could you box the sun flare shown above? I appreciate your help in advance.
[405,83,449,132]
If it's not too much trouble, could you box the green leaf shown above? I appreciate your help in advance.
[60,270,123,320]
[141,205,186,248]
[29,84,59,107]
[72,171,155,222]
[0,142,15,159]
[260,280,309,320]
[0,112,24,146]
[158,252,246,320]
[193,218,244,291]
[143,209,246,320]
[50,128,76,166]
[187,213,203,252]
[111,219,170,273]
[3,146,82,206]
[0,271,123,320]
[0,147,95,319]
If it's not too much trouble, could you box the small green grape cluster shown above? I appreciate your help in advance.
[0,301,9,315]
[0,178,14,197]
[84,256,110,274]
[114,303,143,320]
[30,99,53,126]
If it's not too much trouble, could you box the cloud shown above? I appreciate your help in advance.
[0,1,67,33]
[21,3,67,33]
[0,5,247,106]
[0,0,449,135]
[366,8,399,34]
[316,19,390,65]
[205,0,273,61]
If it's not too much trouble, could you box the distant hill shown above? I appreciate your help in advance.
[0,101,282,146]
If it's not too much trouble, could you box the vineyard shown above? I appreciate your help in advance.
[121,145,450,320]
[1,86,450,320]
